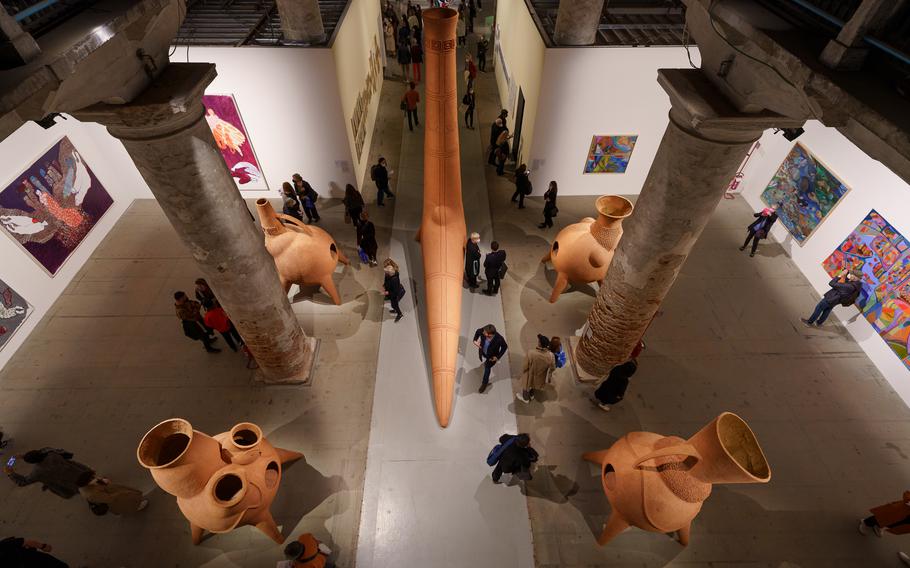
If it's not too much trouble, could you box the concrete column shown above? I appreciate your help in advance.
[554,0,605,46]
[276,0,326,44]
[76,63,316,384]
[575,69,790,376]
[820,0,907,70]
[0,5,40,68]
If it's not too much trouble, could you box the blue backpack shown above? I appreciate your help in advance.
[486,435,517,466]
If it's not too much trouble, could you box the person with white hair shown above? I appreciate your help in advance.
[465,232,481,291]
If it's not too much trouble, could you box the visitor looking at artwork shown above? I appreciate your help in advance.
[740,204,780,257]
[801,269,863,327]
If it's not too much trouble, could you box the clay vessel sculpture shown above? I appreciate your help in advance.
[541,195,633,303]
[417,8,467,428]
[256,199,350,305]
[137,418,303,544]
[582,412,770,546]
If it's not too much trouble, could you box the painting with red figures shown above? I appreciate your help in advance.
[202,94,269,190]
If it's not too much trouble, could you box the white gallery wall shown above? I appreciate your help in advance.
[169,46,356,198]
[739,121,910,402]
[0,119,151,371]
[528,46,701,196]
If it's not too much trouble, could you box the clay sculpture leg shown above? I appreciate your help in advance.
[253,510,284,544]
[676,523,692,546]
[581,449,610,465]
[276,447,304,465]
[191,523,205,545]
[337,248,351,265]
[597,512,630,546]
[549,273,570,303]
[321,276,342,305]
[541,250,552,264]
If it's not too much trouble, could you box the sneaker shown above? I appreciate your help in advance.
[749,252,755,257]
[898,552,910,566]
[597,403,611,412]
[492,477,502,484]
[874,525,883,538]
[738,246,745,251]
[137,499,149,511]
[389,309,397,313]
[858,520,869,535]
[800,318,813,326]
[394,314,403,322]
[515,393,530,404]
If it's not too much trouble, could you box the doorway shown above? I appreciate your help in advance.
[511,88,525,163]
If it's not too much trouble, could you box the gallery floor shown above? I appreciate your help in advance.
[3,11,910,568]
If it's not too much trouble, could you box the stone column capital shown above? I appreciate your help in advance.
[658,69,804,144]
[73,63,216,141]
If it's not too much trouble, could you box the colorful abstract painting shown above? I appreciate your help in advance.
[583,135,637,174]
[0,280,30,351]
[761,143,850,244]
[0,137,114,276]
[823,210,910,370]
[202,94,268,190]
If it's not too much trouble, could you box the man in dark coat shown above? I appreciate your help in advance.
[801,269,863,327]
[473,324,508,393]
[0,537,68,568]
[483,241,506,296]
[740,204,779,257]
[4,448,94,499]
[490,433,538,484]
[465,232,481,290]
[487,117,504,165]
[373,157,394,207]
[592,360,638,411]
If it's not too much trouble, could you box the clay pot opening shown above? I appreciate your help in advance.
[137,419,193,469]
[229,423,262,450]
[603,464,617,491]
[717,413,770,481]
[265,461,280,489]
[552,241,559,256]
[255,198,268,206]
[213,473,245,504]
[595,195,634,220]
[423,7,457,20]
[330,243,338,259]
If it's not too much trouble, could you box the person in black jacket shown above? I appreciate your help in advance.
[511,164,531,209]
[740,204,779,257]
[343,184,365,228]
[539,181,558,228]
[292,175,320,223]
[281,182,303,221]
[801,269,863,326]
[0,536,68,568]
[592,359,638,412]
[487,118,504,165]
[483,241,506,295]
[373,157,394,207]
[357,211,379,267]
[473,324,508,393]
[4,448,94,499]
[382,258,405,322]
[490,433,538,484]
[464,232,481,290]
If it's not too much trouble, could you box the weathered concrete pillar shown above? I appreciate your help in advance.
[820,0,907,70]
[0,5,40,68]
[77,63,316,384]
[554,0,605,46]
[575,69,789,376]
[275,0,326,44]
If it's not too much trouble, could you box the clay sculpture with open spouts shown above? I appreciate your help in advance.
[541,195,633,303]
[256,198,349,305]
[581,412,771,546]
[137,418,303,544]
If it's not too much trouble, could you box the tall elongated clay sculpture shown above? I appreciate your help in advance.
[256,199,350,305]
[138,419,303,544]
[541,195,633,303]
[582,412,770,546]
[418,8,467,428]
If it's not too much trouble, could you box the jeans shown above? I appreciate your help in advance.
[465,107,474,128]
[496,157,506,176]
[807,298,835,325]
[485,274,501,295]
[303,205,320,222]
[406,108,419,131]
[481,358,496,386]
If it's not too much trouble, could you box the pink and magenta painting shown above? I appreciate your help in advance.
[0,137,113,276]
[202,94,268,190]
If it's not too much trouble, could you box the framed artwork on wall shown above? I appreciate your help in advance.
[201,94,269,191]
[760,142,850,244]
[823,210,910,370]
[582,135,638,174]
[0,280,31,351]
[0,136,114,276]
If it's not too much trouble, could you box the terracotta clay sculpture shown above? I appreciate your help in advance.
[582,412,770,546]
[417,8,467,428]
[256,199,349,304]
[137,418,303,544]
[541,195,633,303]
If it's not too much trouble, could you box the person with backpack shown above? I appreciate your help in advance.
[740,204,780,257]
[372,157,394,207]
[382,258,405,322]
[483,241,506,296]
[591,359,639,412]
[292,174,320,223]
[511,164,532,209]
[487,433,538,484]
[800,269,863,327]
[516,334,556,403]
[473,324,508,393]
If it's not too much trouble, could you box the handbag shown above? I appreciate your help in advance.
[358,248,369,264]
[498,262,508,279]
